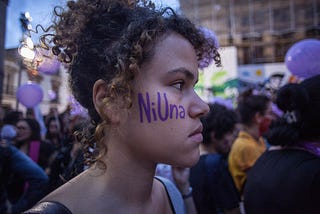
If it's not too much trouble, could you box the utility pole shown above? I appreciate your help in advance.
[0,0,9,104]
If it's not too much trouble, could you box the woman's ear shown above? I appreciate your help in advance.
[93,79,107,115]
[93,79,121,124]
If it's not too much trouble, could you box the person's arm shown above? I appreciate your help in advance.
[171,167,197,214]
[9,146,49,213]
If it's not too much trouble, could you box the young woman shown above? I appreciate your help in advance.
[228,90,274,195]
[24,0,220,213]
[15,118,54,170]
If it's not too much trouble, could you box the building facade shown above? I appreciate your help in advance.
[3,48,69,114]
[179,0,320,65]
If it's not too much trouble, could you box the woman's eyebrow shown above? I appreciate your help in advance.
[167,67,195,80]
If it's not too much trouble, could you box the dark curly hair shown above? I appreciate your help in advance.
[266,74,320,146]
[201,103,238,145]
[236,89,271,126]
[42,0,221,166]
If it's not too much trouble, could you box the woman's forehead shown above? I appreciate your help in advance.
[17,120,28,125]
[143,33,197,69]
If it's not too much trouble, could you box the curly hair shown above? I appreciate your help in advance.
[42,0,221,167]
[266,74,320,146]
[201,103,238,145]
[237,90,271,126]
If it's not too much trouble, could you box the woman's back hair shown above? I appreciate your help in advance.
[201,103,238,145]
[266,74,320,146]
[41,0,220,166]
[236,89,270,126]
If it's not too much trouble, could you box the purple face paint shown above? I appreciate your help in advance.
[138,92,186,123]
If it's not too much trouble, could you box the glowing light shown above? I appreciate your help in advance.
[20,46,35,60]
[26,37,34,49]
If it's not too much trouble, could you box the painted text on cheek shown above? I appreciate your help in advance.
[138,92,185,123]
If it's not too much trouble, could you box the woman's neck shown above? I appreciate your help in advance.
[242,125,260,141]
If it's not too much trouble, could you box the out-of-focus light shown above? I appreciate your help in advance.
[26,37,34,49]
[20,46,35,60]
[27,24,32,30]
[25,12,33,21]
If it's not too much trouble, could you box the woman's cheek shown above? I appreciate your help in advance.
[137,91,186,124]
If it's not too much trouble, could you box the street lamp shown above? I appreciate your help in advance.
[19,37,35,59]
[16,11,35,110]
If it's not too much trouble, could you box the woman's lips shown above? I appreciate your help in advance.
[189,125,203,143]
[189,132,203,143]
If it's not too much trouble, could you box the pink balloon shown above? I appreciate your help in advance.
[16,82,43,108]
[285,39,320,79]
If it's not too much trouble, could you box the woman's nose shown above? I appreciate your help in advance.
[189,93,209,118]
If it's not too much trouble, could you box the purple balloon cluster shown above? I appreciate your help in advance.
[285,39,320,79]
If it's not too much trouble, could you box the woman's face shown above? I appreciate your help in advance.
[48,120,59,135]
[117,33,209,167]
[16,120,32,142]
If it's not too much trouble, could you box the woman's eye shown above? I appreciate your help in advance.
[172,81,184,90]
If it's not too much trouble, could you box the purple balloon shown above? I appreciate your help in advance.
[16,82,43,108]
[285,39,320,79]
[37,57,60,75]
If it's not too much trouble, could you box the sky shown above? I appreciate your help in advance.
[5,0,180,49]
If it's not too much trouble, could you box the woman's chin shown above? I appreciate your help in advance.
[177,151,201,168]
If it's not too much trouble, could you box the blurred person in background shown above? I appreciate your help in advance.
[0,120,48,214]
[15,118,54,170]
[190,103,240,214]
[228,90,275,196]
[6,118,54,204]
[244,74,320,214]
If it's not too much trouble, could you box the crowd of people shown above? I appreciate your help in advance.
[156,74,320,214]
[0,106,88,213]
[0,0,319,213]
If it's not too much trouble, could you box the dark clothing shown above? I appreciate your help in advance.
[7,141,53,204]
[46,140,73,192]
[23,201,72,214]
[190,154,240,214]
[244,149,320,214]
[15,140,55,170]
[0,144,49,214]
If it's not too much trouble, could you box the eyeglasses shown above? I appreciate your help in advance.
[16,126,30,130]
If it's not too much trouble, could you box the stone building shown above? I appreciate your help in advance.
[179,0,320,65]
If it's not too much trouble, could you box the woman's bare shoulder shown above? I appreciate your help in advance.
[41,170,90,208]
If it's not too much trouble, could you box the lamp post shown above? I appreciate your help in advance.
[16,12,34,110]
